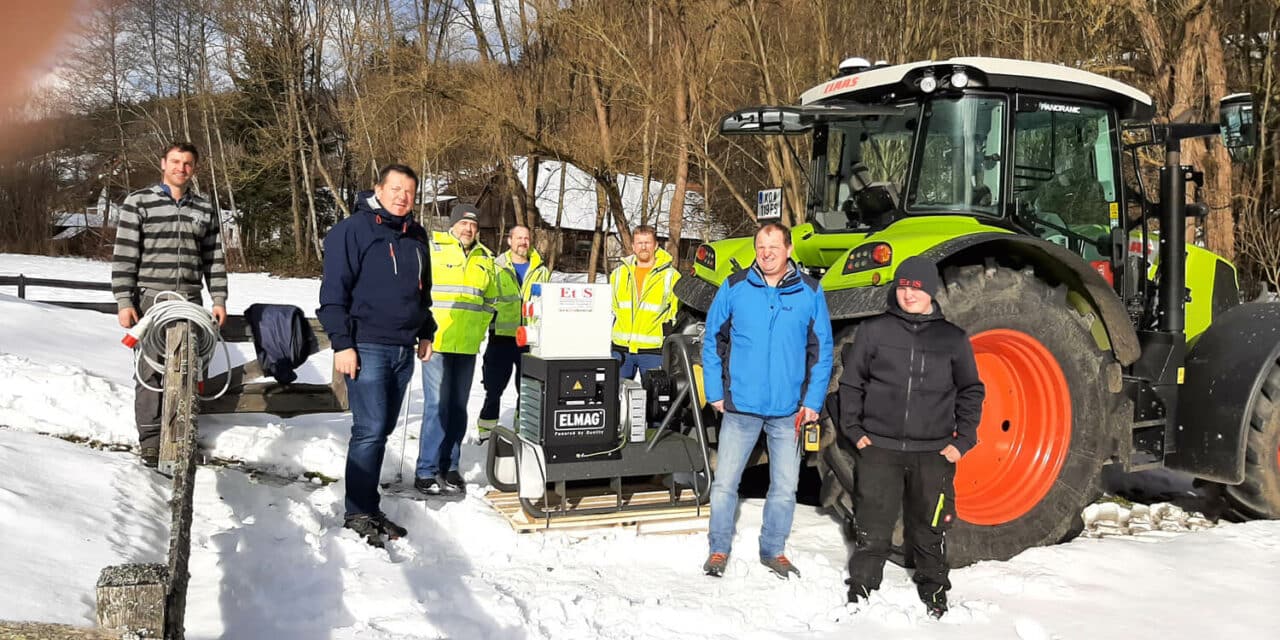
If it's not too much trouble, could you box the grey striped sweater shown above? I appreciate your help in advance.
[111,184,228,310]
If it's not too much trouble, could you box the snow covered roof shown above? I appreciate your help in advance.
[512,157,717,240]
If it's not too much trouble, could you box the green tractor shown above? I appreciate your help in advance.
[673,57,1277,565]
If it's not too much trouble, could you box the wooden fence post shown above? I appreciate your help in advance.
[159,322,199,640]
[94,563,167,636]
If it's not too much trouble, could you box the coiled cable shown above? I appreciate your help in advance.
[133,292,232,400]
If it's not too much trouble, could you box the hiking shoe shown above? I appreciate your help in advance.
[476,418,497,442]
[922,588,948,619]
[414,475,463,497]
[140,447,160,468]
[343,514,385,548]
[760,554,800,579]
[444,471,466,492]
[372,511,407,539]
[703,552,728,577]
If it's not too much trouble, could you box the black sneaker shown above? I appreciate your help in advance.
[372,511,407,539]
[343,514,385,548]
[922,588,948,619]
[444,471,466,491]
[414,476,463,497]
[847,583,872,604]
[703,552,728,577]
[760,554,800,579]
[140,447,160,468]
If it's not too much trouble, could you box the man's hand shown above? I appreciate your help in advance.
[335,348,359,380]
[118,307,138,329]
[212,305,227,327]
[856,436,871,449]
[940,444,962,463]
[711,400,724,413]
[798,407,819,424]
[417,340,433,362]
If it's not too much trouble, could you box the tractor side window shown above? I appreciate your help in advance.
[1013,104,1117,259]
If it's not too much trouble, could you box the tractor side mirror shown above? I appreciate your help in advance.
[1219,94,1256,163]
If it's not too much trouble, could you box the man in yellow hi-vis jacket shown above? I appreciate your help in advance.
[609,225,680,378]
[415,204,496,497]
[477,225,550,440]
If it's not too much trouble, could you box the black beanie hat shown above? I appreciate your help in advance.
[894,256,942,297]
[450,203,480,226]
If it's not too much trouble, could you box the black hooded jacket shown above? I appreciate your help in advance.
[837,288,985,454]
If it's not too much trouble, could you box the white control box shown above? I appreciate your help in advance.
[517,282,613,359]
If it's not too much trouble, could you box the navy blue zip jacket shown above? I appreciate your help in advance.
[317,192,435,352]
[701,260,834,417]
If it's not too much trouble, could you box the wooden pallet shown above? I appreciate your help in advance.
[484,488,709,534]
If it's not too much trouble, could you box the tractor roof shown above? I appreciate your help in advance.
[800,57,1155,120]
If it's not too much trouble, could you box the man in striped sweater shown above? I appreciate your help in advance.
[112,142,228,467]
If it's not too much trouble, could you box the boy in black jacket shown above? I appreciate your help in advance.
[837,256,985,618]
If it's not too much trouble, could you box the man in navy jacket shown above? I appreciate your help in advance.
[701,222,833,579]
[318,164,436,548]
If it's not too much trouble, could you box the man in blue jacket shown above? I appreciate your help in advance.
[701,222,833,579]
[318,164,435,548]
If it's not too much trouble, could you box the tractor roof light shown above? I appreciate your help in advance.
[951,67,970,88]
[919,71,938,93]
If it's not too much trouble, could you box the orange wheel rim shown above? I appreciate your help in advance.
[956,329,1072,525]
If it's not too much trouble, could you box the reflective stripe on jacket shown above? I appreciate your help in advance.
[429,230,496,354]
[610,248,680,353]
[492,249,551,336]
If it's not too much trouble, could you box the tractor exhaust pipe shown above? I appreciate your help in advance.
[1157,140,1186,334]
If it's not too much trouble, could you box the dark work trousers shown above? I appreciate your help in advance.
[132,289,202,451]
[847,445,956,600]
[479,334,524,422]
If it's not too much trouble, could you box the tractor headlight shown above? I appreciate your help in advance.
[695,244,716,270]
[951,68,969,88]
[842,242,893,275]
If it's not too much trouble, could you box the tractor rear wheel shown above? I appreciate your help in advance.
[818,265,1124,566]
[1223,360,1280,518]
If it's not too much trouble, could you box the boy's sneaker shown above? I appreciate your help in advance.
[847,583,871,604]
[922,588,948,619]
[703,552,728,577]
[444,471,466,492]
[343,514,385,548]
[414,475,463,497]
[372,511,407,539]
[476,418,497,442]
[760,554,800,579]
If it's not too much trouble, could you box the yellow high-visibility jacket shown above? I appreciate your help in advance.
[492,249,551,337]
[610,248,681,353]
[428,231,496,355]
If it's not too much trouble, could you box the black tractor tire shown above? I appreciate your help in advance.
[817,265,1125,566]
[1223,360,1280,518]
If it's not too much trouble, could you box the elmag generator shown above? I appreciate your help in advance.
[485,282,711,520]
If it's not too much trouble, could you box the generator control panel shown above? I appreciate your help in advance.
[518,355,620,462]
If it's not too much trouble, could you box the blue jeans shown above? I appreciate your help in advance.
[344,342,414,517]
[708,411,803,558]
[416,352,477,478]
[613,350,663,380]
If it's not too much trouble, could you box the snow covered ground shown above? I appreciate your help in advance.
[1,253,1278,639]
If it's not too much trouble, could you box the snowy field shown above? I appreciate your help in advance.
[1,252,1277,639]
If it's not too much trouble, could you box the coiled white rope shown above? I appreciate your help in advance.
[133,292,232,400]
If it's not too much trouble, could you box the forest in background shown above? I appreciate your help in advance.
[0,0,1277,293]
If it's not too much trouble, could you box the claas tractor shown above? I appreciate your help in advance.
[670,57,1276,565]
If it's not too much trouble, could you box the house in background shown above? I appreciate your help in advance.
[470,157,717,273]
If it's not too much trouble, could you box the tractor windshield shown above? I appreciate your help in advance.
[807,95,1006,231]
[908,96,1006,217]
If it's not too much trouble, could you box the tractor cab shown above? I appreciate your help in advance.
[721,58,1153,263]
